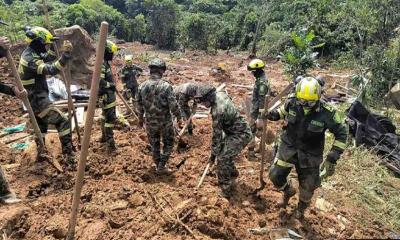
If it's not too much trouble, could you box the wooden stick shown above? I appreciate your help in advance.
[149,194,198,239]
[177,104,197,139]
[232,84,253,90]
[42,0,82,145]
[4,133,32,144]
[216,83,226,92]
[257,96,269,192]
[66,21,109,240]
[5,50,44,148]
[196,162,211,189]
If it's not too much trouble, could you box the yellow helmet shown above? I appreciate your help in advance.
[296,77,321,101]
[247,59,265,71]
[217,62,226,70]
[124,55,133,64]
[106,40,118,54]
[25,26,56,44]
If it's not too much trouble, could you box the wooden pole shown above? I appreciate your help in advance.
[66,22,109,240]
[196,162,211,189]
[257,96,269,191]
[5,50,45,148]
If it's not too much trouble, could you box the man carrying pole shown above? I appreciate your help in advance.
[18,26,75,163]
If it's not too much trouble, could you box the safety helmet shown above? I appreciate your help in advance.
[149,58,166,71]
[124,55,133,64]
[295,77,321,101]
[247,59,265,71]
[105,40,118,54]
[25,26,57,44]
[217,62,226,71]
[194,85,216,102]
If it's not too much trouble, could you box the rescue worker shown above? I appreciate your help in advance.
[120,55,143,106]
[0,37,24,204]
[247,58,270,159]
[174,82,212,135]
[266,77,348,218]
[99,40,118,153]
[137,58,182,173]
[18,26,74,162]
[195,87,252,198]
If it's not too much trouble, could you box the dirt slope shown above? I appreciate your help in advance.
[0,43,387,239]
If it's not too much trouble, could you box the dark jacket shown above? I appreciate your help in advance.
[268,98,348,168]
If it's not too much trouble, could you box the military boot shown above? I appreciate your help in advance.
[62,142,76,165]
[277,184,296,208]
[106,139,117,153]
[157,157,172,174]
[295,200,309,219]
[219,184,233,199]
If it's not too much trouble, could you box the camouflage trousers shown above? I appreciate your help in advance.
[100,92,117,146]
[35,105,73,154]
[217,131,252,190]
[269,146,321,204]
[0,166,10,196]
[145,120,175,166]
[178,101,194,133]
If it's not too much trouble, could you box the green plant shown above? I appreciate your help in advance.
[282,30,325,78]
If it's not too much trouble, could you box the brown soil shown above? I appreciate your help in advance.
[0,42,386,239]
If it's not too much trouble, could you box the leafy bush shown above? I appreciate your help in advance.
[282,30,324,78]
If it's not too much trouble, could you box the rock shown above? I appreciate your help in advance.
[0,206,31,234]
[128,193,145,207]
[78,220,108,240]
[258,220,267,228]
[110,200,129,211]
[315,197,335,212]
[242,200,251,207]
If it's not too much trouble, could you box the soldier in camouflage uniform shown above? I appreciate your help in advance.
[98,40,119,153]
[120,55,143,106]
[0,37,23,204]
[266,77,348,218]
[18,26,74,162]
[195,87,252,198]
[174,82,212,135]
[137,58,182,173]
[247,59,270,159]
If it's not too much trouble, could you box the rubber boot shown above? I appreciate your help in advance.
[106,139,117,153]
[62,142,76,166]
[247,148,256,161]
[0,192,21,204]
[295,200,309,219]
[35,137,47,162]
[277,184,296,208]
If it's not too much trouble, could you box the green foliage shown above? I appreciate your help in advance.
[282,30,324,78]
[129,14,147,42]
[362,37,400,104]
[144,0,179,49]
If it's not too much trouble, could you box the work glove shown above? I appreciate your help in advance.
[320,160,335,179]
[0,37,10,58]
[209,154,216,164]
[108,82,116,91]
[177,119,183,128]
[13,87,28,99]
[320,149,341,178]
[62,40,73,54]
[138,118,144,128]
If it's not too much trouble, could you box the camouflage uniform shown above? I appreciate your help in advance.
[137,74,181,167]
[120,64,143,102]
[267,98,348,207]
[173,82,204,134]
[18,46,73,155]
[211,92,252,194]
[98,61,117,149]
[248,72,270,152]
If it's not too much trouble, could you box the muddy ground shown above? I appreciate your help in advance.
[0,42,388,239]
